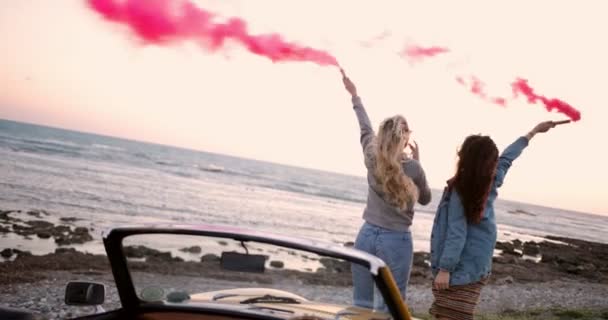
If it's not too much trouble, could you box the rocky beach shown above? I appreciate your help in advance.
[1,208,607,319]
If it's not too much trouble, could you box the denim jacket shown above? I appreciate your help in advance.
[430,137,529,285]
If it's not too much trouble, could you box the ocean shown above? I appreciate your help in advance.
[1,118,607,257]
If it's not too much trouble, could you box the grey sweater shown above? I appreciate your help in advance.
[352,96,432,231]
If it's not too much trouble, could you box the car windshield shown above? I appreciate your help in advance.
[121,233,390,319]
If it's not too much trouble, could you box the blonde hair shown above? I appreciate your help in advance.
[370,115,419,209]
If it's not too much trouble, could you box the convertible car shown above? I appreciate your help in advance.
[2,224,420,320]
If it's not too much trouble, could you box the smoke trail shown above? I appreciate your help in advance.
[512,78,581,121]
[360,30,392,48]
[402,42,581,121]
[87,0,339,66]
[401,45,450,63]
[456,76,507,107]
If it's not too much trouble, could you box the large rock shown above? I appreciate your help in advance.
[180,246,202,254]
[0,225,10,233]
[1,248,13,258]
[318,257,351,273]
[493,255,519,265]
[413,252,430,268]
[537,236,608,283]
[9,218,94,245]
[495,241,520,255]
[123,245,180,262]
[200,254,220,262]
[522,241,541,256]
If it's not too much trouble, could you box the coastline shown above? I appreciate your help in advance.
[1,208,608,319]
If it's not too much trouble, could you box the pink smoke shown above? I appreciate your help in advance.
[403,42,581,121]
[360,30,392,48]
[512,79,581,121]
[87,0,339,66]
[401,45,450,63]
[456,76,507,107]
[455,75,581,121]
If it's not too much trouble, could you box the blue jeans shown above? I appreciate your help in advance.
[351,222,413,312]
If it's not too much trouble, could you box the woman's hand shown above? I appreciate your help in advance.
[408,141,420,161]
[433,270,451,290]
[526,120,560,140]
[341,69,358,98]
[532,121,557,134]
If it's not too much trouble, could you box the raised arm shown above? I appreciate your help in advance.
[342,69,375,152]
[352,97,375,151]
[494,137,528,189]
[495,120,564,188]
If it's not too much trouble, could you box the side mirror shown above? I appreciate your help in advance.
[65,281,105,306]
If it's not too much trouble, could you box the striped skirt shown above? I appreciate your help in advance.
[429,277,488,320]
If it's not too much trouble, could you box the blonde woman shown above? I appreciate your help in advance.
[342,70,432,311]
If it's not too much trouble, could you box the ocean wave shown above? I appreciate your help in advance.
[195,163,366,204]
[91,143,124,151]
[258,182,366,204]
[133,152,152,160]
[198,164,225,173]
[22,138,80,148]
[13,145,82,158]
[155,160,176,166]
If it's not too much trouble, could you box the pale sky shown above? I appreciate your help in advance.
[1,0,607,215]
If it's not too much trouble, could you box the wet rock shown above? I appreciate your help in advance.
[270,260,284,268]
[125,246,165,258]
[73,227,89,234]
[26,220,54,230]
[410,268,430,279]
[37,232,52,239]
[9,218,94,246]
[319,257,350,273]
[200,254,220,262]
[59,217,79,223]
[522,241,540,256]
[13,249,32,257]
[512,239,523,249]
[54,225,70,234]
[1,248,13,258]
[495,241,512,250]
[495,276,515,285]
[153,255,183,263]
[26,210,49,218]
[179,246,202,254]
[0,210,20,222]
[413,252,430,268]
[12,224,31,234]
[0,248,30,259]
[0,225,10,233]
[123,245,179,262]
[534,236,608,283]
[495,241,520,255]
[493,255,519,265]
[54,231,93,245]
[0,209,18,216]
[55,248,77,254]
